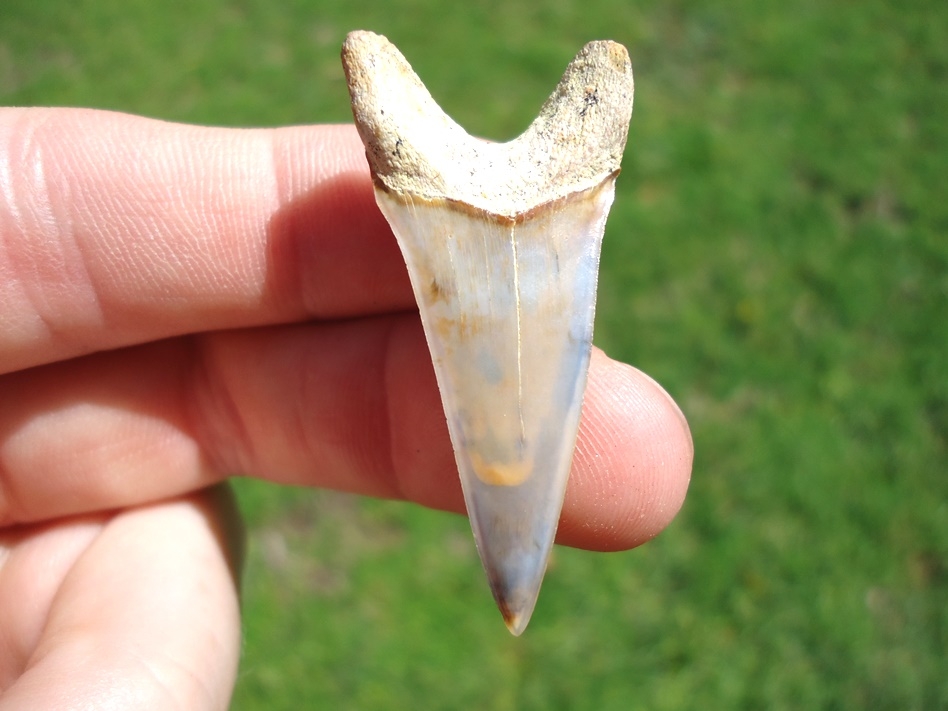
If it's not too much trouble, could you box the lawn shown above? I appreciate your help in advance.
[2,0,946,708]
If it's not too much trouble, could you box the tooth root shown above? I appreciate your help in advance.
[342,31,633,634]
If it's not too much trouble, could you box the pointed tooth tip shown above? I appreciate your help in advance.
[496,590,533,636]
[488,568,541,636]
[501,606,530,637]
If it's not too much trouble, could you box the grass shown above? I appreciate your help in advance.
[2,0,946,708]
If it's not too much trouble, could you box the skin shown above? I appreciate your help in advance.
[0,108,693,710]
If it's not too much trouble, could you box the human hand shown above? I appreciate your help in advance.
[0,108,692,709]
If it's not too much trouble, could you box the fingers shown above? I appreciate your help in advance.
[0,315,692,550]
[0,486,242,710]
[0,107,694,553]
[0,515,105,688]
[0,108,412,374]
[562,353,693,550]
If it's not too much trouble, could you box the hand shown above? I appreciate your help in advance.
[0,108,692,709]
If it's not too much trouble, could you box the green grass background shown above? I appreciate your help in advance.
[3,0,946,708]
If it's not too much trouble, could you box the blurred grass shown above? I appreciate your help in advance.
[2,0,946,708]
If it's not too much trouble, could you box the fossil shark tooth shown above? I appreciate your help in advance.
[342,30,633,635]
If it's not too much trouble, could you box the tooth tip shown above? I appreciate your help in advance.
[502,609,530,637]
[482,529,547,636]
[490,575,539,636]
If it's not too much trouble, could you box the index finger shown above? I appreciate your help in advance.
[0,108,413,374]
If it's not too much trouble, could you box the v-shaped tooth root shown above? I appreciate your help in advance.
[342,31,633,634]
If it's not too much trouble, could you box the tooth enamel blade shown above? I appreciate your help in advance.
[342,31,633,634]
[377,185,614,634]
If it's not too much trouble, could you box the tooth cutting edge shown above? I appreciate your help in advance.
[341,30,634,635]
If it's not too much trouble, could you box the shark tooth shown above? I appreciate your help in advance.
[342,30,633,635]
